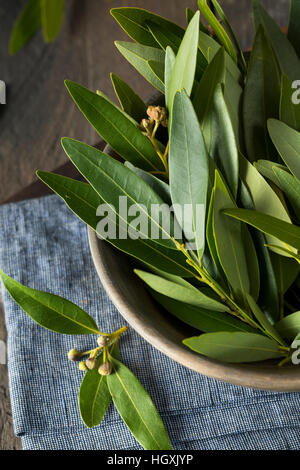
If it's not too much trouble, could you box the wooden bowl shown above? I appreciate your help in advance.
[88,92,300,392]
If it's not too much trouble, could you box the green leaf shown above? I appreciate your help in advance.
[164,47,176,107]
[61,139,178,251]
[9,0,41,55]
[213,171,251,306]
[223,208,300,251]
[243,25,280,162]
[255,232,280,323]
[146,20,182,51]
[242,225,260,302]
[110,73,147,123]
[193,47,226,149]
[254,159,288,182]
[288,0,300,58]
[198,31,241,83]
[276,311,300,339]
[135,269,226,312]
[146,21,207,80]
[246,294,283,344]
[270,252,300,302]
[36,171,193,278]
[0,269,99,335]
[111,7,184,48]
[125,163,171,206]
[79,359,111,428]
[269,245,300,263]
[65,80,163,172]
[273,166,300,221]
[107,358,172,450]
[115,42,165,93]
[239,153,294,255]
[183,331,283,362]
[151,290,256,334]
[169,90,208,258]
[252,0,300,80]
[37,171,102,229]
[147,60,165,87]
[167,12,200,112]
[186,7,209,33]
[206,186,228,289]
[211,0,246,71]
[223,69,243,151]
[238,180,280,322]
[41,0,64,43]
[268,119,300,180]
[280,74,300,131]
[210,84,239,199]
[198,0,237,63]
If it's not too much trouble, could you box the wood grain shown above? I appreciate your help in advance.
[0,0,290,450]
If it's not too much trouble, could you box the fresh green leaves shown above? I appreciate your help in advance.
[210,84,239,198]
[115,42,165,93]
[151,290,256,334]
[65,81,163,172]
[198,0,237,63]
[167,12,200,112]
[243,25,280,162]
[288,0,300,58]
[135,269,226,312]
[9,0,42,54]
[41,0,64,42]
[111,73,147,123]
[79,358,111,428]
[276,311,300,339]
[252,0,300,81]
[183,332,283,362]
[268,119,300,180]
[193,47,226,150]
[37,171,192,278]
[224,209,300,251]
[111,8,184,48]
[107,358,172,450]
[61,138,178,250]
[0,269,100,335]
[212,171,252,306]
[169,90,208,258]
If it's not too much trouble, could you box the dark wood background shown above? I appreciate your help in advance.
[0,0,290,450]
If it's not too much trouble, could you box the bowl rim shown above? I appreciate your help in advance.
[88,228,300,392]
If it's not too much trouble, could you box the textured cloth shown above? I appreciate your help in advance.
[0,194,300,450]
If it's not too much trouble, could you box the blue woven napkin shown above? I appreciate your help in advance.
[0,194,300,450]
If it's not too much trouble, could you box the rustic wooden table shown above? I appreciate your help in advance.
[0,0,290,450]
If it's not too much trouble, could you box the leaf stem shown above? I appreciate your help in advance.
[172,238,281,340]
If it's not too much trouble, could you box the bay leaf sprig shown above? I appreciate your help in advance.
[36,1,300,366]
[0,269,172,450]
[2,3,300,446]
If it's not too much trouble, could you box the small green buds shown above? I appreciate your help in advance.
[78,361,88,371]
[68,349,81,362]
[86,357,98,370]
[97,335,110,347]
[98,362,112,376]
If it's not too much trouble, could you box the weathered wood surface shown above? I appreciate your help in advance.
[0,0,290,450]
